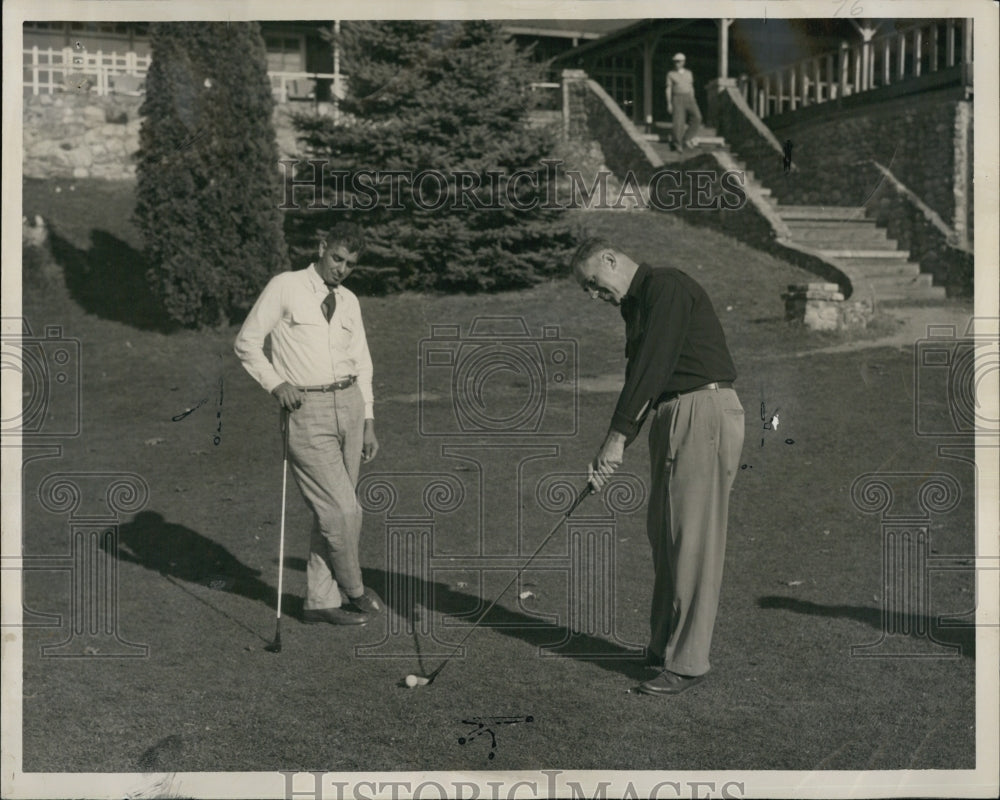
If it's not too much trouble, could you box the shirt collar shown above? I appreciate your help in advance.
[625,262,651,300]
[307,263,337,294]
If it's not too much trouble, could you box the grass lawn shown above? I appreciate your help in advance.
[17,177,977,774]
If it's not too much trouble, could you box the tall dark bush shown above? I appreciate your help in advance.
[290,20,575,293]
[134,22,289,327]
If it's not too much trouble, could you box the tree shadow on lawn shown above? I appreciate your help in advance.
[758,596,976,659]
[46,226,177,333]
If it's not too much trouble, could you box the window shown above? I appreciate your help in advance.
[591,53,637,116]
[265,35,305,73]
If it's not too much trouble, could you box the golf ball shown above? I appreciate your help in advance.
[405,674,418,688]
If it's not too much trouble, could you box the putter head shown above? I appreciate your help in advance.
[264,632,282,653]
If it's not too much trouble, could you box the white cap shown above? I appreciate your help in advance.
[673,52,685,61]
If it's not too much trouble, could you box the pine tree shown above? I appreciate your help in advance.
[291,20,575,292]
[134,22,289,327]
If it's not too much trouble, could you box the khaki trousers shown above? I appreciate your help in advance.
[672,93,702,146]
[646,386,744,676]
[286,385,365,609]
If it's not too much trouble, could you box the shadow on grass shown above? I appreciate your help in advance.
[109,511,649,678]
[758,596,976,659]
[111,511,302,626]
[46,226,177,333]
[360,567,650,681]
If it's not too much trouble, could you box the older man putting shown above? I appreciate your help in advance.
[572,238,744,695]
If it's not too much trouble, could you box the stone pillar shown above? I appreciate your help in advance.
[781,283,875,331]
[952,101,972,251]
[561,69,588,140]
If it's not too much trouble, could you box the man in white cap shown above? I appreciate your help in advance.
[666,53,702,151]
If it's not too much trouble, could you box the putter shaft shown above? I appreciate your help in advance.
[426,484,592,682]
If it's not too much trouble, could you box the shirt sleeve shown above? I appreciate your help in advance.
[347,294,375,420]
[610,276,693,444]
[234,275,287,394]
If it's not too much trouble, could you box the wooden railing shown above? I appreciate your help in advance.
[750,19,973,119]
[23,46,345,103]
[24,46,151,95]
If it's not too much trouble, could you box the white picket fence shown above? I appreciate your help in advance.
[23,46,344,102]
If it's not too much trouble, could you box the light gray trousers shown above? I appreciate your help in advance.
[286,385,365,609]
[646,386,744,676]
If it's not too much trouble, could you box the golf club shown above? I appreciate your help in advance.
[404,483,593,687]
[265,410,290,653]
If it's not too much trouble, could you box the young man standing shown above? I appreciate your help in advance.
[572,238,744,695]
[235,222,383,626]
[666,52,703,151]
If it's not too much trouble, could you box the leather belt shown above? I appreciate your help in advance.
[300,376,357,392]
[658,380,733,404]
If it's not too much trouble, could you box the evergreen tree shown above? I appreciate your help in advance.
[134,22,289,327]
[291,20,575,292]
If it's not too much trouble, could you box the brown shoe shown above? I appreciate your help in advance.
[345,587,385,615]
[636,669,705,696]
[302,607,370,626]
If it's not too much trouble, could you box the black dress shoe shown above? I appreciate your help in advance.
[345,587,385,615]
[302,607,370,626]
[637,669,705,696]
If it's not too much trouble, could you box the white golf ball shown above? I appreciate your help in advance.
[405,674,418,688]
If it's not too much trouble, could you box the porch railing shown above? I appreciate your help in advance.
[23,46,345,103]
[749,19,973,119]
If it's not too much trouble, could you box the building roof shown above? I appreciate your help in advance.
[502,19,640,40]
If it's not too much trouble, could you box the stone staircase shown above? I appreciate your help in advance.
[646,125,727,163]
[772,205,946,302]
[633,117,946,304]
[722,153,947,303]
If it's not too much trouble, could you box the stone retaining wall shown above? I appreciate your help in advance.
[718,85,973,241]
[564,72,663,184]
[23,92,305,180]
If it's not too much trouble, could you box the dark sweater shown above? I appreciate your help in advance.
[610,263,737,444]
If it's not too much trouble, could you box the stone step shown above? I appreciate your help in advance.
[850,261,922,277]
[854,285,947,302]
[819,248,911,260]
[788,225,891,241]
[860,273,935,289]
[808,236,907,252]
[776,206,867,221]
[800,237,898,250]
[784,219,878,229]
[654,122,718,138]
[653,137,726,151]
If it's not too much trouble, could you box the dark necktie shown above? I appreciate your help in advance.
[321,288,337,322]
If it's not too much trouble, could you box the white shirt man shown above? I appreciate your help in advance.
[235,225,383,626]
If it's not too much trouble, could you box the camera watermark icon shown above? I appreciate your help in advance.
[352,453,645,662]
[914,318,1000,438]
[849,471,986,659]
[418,316,577,437]
[2,472,150,658]
[1,317,81,438]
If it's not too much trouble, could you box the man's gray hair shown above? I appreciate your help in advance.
[570,237,617,271]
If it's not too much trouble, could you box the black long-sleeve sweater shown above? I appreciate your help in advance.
[611,263,737,445]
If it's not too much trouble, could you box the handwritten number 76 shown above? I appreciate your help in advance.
[833,0,863,16]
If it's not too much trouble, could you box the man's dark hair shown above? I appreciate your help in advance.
[321,222,366,254]
[570,237,616,271]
